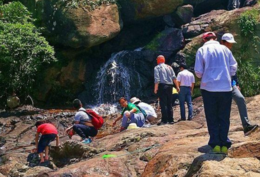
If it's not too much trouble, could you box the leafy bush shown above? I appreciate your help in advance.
[238,9,259,37]
[236,58,260,96]
[0,2,56,99]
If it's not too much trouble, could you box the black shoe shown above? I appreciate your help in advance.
[177,119,185,122]
[244,125,258,136]
[168,122,175,124]
[157,122,167,126]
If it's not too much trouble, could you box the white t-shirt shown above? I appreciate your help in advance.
[177,69,195,87]
[137,102,157,118]
[74,108,91,124]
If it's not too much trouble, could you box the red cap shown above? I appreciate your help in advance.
[157,55,165,64]
[202,32,216,39]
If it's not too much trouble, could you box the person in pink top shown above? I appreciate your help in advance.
[34,120,59,163]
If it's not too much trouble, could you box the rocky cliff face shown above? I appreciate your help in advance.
[0,95,260,176]
[17,1,259,104]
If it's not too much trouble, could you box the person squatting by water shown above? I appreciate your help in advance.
[176,64,195,121]
[154,55,179,125]
[34,120,59,164]
[221,33,258,135]
[195,32,237,154]
[113,97,145,131]
[66,99,98,144]
[130,97,157,123]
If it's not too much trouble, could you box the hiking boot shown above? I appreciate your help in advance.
[221,146,228,155]
[212,145,221,153]
[81,138,92,144]
[244,125,258,136]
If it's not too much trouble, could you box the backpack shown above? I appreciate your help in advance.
[85,109,104,130]
[136,105,147,120]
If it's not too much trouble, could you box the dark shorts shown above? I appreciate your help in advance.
[37,134,56,153]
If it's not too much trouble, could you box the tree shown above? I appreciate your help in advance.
[0,1,56,102]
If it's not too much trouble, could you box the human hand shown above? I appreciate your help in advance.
[112,121,117,127]
[237,86,241,90]
[154,88,158,94]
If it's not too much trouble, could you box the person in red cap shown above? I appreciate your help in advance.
[154,55,179,125]
[195,31,237,154]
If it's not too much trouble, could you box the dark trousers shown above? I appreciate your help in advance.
[158,84,173,123]
[172,94,179,106]
[201,90,232,148]
[73,124,98,139]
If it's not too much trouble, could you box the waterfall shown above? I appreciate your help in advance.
[95,50,146,104]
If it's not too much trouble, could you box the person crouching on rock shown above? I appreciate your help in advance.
[34,120,59,163]
[66,99,98,144]
[112,97,145,131]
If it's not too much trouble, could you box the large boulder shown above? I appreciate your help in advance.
[184,0,226,16]
[35,0,122,48]
[118,0,183,23]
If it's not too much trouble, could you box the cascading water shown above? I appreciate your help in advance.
[95,49,148,104]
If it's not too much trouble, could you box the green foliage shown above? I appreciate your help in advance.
[0,2,56,98]
[235,58,260,96]
[56,0,116,11]
[238,9,259,37]
[145,32,164,51]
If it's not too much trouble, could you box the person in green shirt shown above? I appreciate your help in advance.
[113,97,145,131]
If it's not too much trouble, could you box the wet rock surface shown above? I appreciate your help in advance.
[0,95,259,176]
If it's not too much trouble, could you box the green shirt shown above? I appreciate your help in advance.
[121,102,141,115]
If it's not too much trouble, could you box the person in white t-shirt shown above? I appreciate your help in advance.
[176,64,195,121]
[130,97,157,122]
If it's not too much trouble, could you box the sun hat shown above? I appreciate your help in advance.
[130,97,141,104]
[202,32,216,40]
[156,55,165,64]
[221,33,237,43]
[127,123,139,130]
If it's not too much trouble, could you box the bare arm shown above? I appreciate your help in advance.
[154,83,159,94]
[173,79,180,92]
[56,134,60,146]
[113,114,123,126]
[191,83,195,95]
[35,132,39,149]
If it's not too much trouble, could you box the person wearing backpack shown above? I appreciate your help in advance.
[130,97,157,123]
[66,99,98,144]
[112,97,145,131]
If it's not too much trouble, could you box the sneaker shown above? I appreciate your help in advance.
[221,146,228,155]
[244,125,258,136]
[143,123,151,128]
[212,145,221,153]
[81,138,92,144]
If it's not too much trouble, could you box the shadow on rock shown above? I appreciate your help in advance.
[185,153,226,177]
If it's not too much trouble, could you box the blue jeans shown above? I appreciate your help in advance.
[179,86,193,120]
[201,90,232,148]
[121,113,145,128]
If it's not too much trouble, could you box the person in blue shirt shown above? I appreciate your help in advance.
[221,33,258,136]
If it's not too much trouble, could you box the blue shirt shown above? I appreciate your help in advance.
[195,40,237,92]
[154,63,176,85]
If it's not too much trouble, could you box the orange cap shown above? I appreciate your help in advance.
[157,55,165,64]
